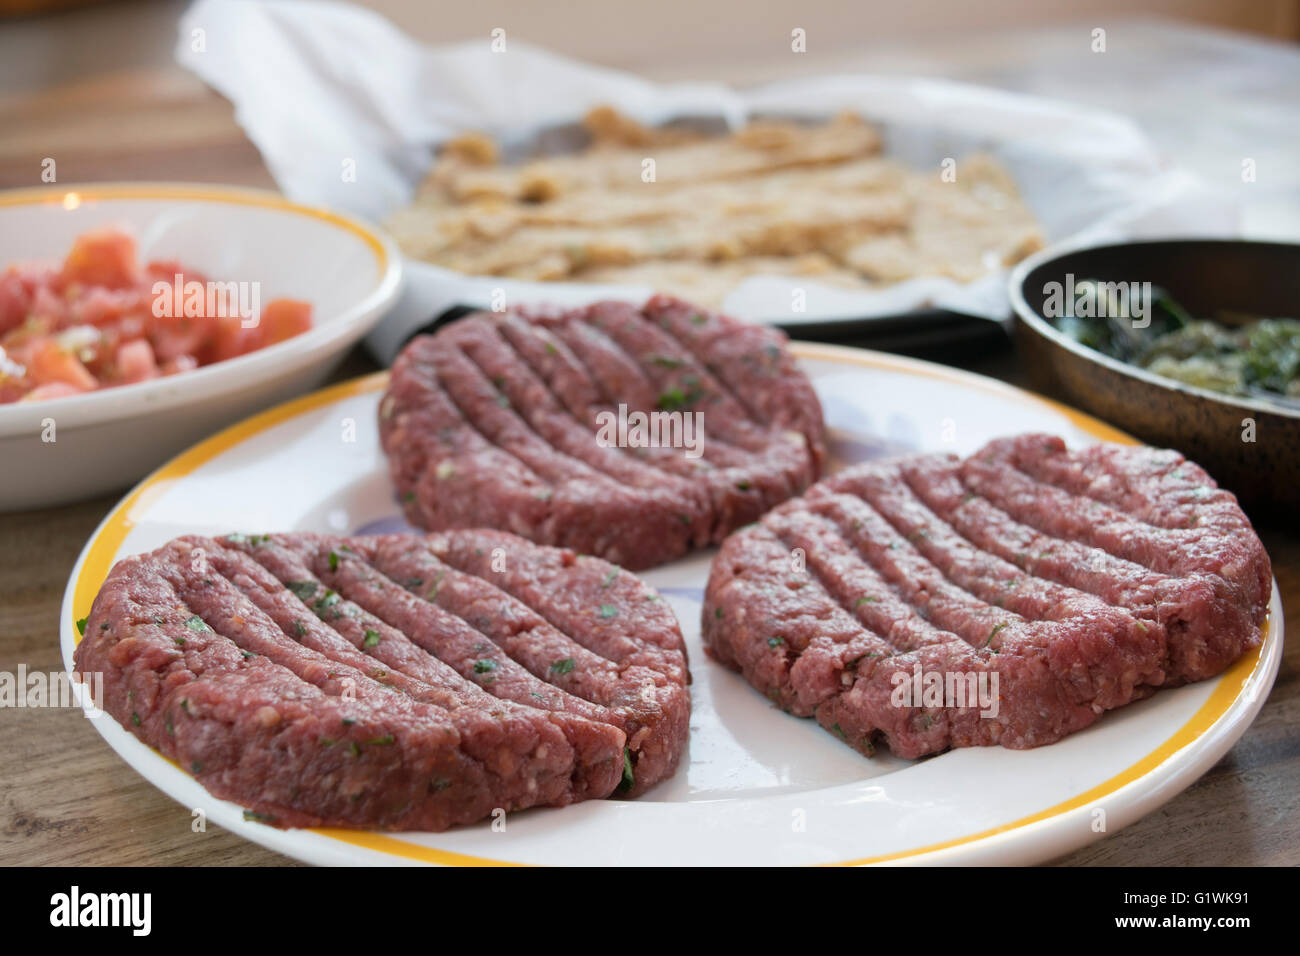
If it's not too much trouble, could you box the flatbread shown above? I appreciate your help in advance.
[389,108,1044,304]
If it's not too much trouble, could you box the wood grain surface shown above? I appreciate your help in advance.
[0,2,1295,867]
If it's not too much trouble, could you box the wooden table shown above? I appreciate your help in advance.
[1,2,1295,867]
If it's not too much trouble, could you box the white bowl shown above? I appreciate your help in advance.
[0,184,403,511]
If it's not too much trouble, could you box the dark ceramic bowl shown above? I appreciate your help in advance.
[1009,239,1300,515]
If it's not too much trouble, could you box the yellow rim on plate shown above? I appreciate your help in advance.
[67,345,1269,866]
[0,183,389,271]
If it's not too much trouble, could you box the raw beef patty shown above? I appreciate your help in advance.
[74,529,691,830]
[702,434,1270,759]
[379,295,827,569]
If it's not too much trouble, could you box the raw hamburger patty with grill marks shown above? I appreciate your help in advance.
[73,530,691,831]
[379,295,827,570]
[702,434,1270,760]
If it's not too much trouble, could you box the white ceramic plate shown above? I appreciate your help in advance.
[60,344,1282,866]
[0,184,403,510]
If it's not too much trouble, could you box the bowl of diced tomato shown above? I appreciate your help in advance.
[0,184,403,510]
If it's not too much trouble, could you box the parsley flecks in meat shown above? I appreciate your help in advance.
[243,809,276,824]
[656,387,689,411]
[364,628,381,648]
[619,748,635,792]
[598,604,618,619]
[767,636,784,647]
[983,622,1009,647]
[550,657,575,675]
[600,568,619,588]
[426,569,446,600]
[367,734,395,746]
[854,595,877,607]
[287,580,318,602]
[226,532,267,546]
[473,659,497,674]
[328,550,340,572]
[183,615,210,633]
[313,590,341,614]
[656,382,706,412]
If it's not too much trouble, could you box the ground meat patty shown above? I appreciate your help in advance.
[702,433,1270,759]
[73,529,691,830]
[379,295,827,569]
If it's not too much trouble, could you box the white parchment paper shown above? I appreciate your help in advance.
[176,0,1238,361]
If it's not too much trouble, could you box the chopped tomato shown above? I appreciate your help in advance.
[160,354,198,376]
[0,373,28,403]
[1,228,313,404]
[0,270,32,336]
[24,382,88,401]
[259,298,313,347]
[72,285,145,327]
[208,313,263,363]
[149,313,214,363]
[28,340,97,390]
[115,339,159,384]
[145,266,213,327]
[30,286,65,324]
[146,260,210,288]
[62,228,141,290]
